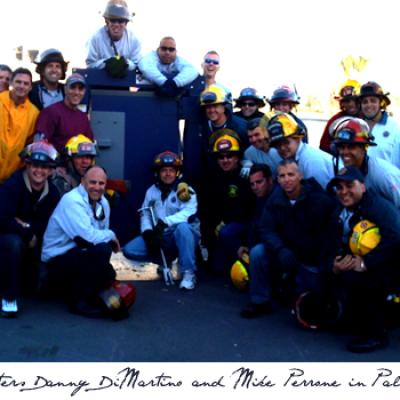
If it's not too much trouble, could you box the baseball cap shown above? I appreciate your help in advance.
[65,73,86,88]
[329,166,365,187]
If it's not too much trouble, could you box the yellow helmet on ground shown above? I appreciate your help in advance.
[65,134,97,157]
[230,253,250,291]
[349,220,381,256]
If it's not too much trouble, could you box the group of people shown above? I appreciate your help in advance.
[1,0,400,355]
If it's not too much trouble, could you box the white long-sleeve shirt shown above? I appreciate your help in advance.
[41,184,115,262]
[86,26,141,70]
[368,112,400,169]
[138,50,198,87]
[140,183,198,232]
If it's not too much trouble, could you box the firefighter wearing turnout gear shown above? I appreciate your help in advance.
[123,151,200,290]
[204,130,255,275]
[325,166,400,353]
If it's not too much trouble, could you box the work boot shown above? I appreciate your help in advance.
[240,302,272,319]
[179,271,196,290]
[1,299,18,318]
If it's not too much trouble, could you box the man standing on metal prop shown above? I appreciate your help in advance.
[86,0,141,78]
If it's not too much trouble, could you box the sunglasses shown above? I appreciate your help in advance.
[160,46,176,52]
[242,102,256,107]
[107,18,128,24]
[204,58,220,65]
[217,154,234,160]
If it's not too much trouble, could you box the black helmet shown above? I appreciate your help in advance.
[20,141,59,167]
[34,48,69,80]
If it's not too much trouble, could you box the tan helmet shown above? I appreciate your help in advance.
[103,0,134,21]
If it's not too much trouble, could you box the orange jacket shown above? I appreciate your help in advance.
[0,91,39,182]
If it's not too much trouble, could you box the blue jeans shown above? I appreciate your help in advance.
[247,243,271,304]
[248,244,323,304]
[123,222,200,273]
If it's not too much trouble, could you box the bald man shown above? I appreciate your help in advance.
[42,166,122,318]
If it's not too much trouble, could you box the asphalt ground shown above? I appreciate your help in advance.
[0,265,399,363]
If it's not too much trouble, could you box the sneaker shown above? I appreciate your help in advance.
[179,271,196,290]
[1,299,18,317]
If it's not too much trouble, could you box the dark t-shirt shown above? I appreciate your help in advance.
[35,101,94,153]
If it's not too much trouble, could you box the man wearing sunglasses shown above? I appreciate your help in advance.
[138,36,198,97]
[86,0,141,78]
[234,87,266,121]
[0,141,60,317]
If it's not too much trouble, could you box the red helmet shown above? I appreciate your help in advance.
[153,151,182,170]
[332,117,376,146]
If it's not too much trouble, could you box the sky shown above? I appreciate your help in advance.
[1,0,400,114]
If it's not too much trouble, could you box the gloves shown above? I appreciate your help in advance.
[240,160,253,179]
[104,56,128,78]
[177,182,191,202]
[277,248,299,272]
[156,79,180,97]
[154,220,167,242]
[142,230,159,256]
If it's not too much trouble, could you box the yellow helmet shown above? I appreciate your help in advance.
[268,112,305,145]
[209,129,241,153]
[65,134,97,157]
[230,255,249,291]
[200,84,231,106]
[334,79,360,101]
[349,220,381,256]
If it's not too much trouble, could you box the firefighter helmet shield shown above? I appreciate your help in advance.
[20,141,59,167]
[267,112,305,145]
[332,117,376,146]
[65,134,97,157]
[349,220,381,256]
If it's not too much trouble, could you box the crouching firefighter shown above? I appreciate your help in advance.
[41,165,134,320]
[123,151,200,290]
